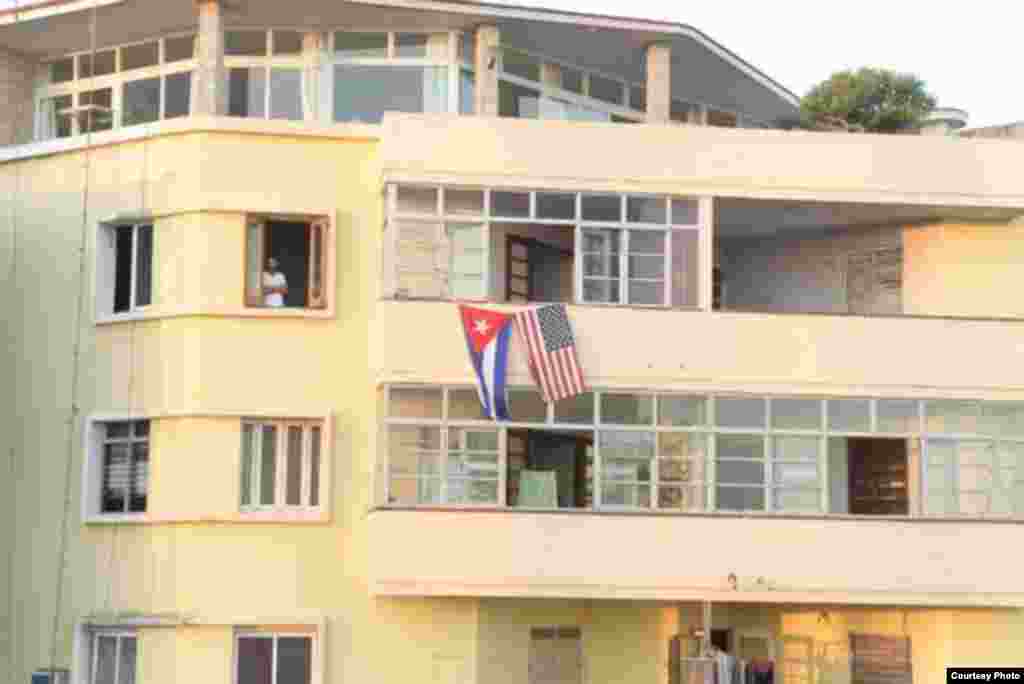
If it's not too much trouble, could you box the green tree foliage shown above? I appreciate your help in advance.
[800,68,937,133]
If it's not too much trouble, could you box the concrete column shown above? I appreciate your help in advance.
[192,0,226,116]
[302,31,322,121]
[645,42,671,123]
[0,48,38,144]
[474,25,500,117]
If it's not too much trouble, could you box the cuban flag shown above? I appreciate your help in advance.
[459,305,512,421]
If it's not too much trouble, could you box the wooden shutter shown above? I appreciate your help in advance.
[850,634,912,684]
[245,220,265,307]
[307,219,328,309]
[394,220,449,299]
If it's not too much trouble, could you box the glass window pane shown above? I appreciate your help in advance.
[491,191,530,217]
[501,50,539,81]
[601,393,653,425]
[50,58,74,84]
[659,396,706,427]
[582,278,619,304]
[130,442,148,513]
[630,85,646,112]
[228,68,266,118]
[628,280,662,305]
[581,194,621,222]
[77,49,116,78]
[333,64,447,123]
[388,426,441,475]
[286,426,303,506]
[102,443,130,513]
[773,435,820,462]
[389,387,442,419]
[717,486,764,511]
[269,68,303,120]
[877,399,919,434]
[536,193,576,220]
[81,88,114,132]
[334,31,387,58]
[237,637,273,684]
[444,188,484,216]
[273,30,303,55]
[395,33,428,58]
[982,402,1024,438]
[41,95,74,140]
[459,68,475,115]
[588,74,622,105]
[225,30,267,56]
[828,399,871,432]
[396,185,438,214]
[449,388,487,420]
[133,420,149,438]
[717,434,764,461]
[240,423,254,506]
[773,461,819,485]
[671,198,699,225]
[926,400,981,434]
[561,67,583,93]
[626,196,666,224]
[716,397,766,429]
[94,635,118,684]
[121,42,159,70]
[164,35,196,63]
[309,426,321,507]
[118,636,137,684]
[260,426,277,505]
[134,225,153,307]
[771,399,821,431]
[508,389,547,422]
[165,72,192,119]
[554,392,594,424]
[670,229,699,308]
[277,637,312,684]
[602,483,650,507]
[773,488,820,513]
[447,222,486,299]
[629,230,664,254]
[107,421,131,438]
[122,77,161,127]
[628,253,663,279]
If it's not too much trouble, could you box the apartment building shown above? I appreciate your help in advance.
[2,1,1024,683]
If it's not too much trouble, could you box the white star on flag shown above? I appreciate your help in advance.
[474,319,491,335]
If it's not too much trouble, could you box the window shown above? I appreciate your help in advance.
[245,217,328,309]
[387,184,701,307]
[99,421,149,515]
[240,421,323,510]
[36,34,196,141]
[236,632,314,684]
[850,635,911,684]
[330,31,452,124]
[228,67,304,121]
[90,632,136,684]
[386,425,500,505]
[110,223,153,314]
[924,439,1024,516]
[31,670,69,684]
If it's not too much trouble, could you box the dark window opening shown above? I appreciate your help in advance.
[830,437,909,515]
[113,226,133,313]
[112,224,153,313]
[265,221,310,308]
[508,429,592,509]
[851,634,911,684]
[246,218,327,309]
[100,420,149,514]
[505,233,573,304]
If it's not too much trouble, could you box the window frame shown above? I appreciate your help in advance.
[385,184,703,309]
[83,418,151,523]
[88,630,137,684]
[224,30,309,121]
[35,32,197,141]
[96,221,154,320]
[239,418,328,516]
[233,628,321,684]
[243,214,333,312]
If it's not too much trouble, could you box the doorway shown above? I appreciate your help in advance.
[507,429,591,508]
[529,627,582,684]
[506,235,573,303]
[830,437,909,515]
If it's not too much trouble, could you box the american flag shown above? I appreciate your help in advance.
[513,304,586,403]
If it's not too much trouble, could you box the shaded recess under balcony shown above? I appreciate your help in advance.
[713,198,1024,318]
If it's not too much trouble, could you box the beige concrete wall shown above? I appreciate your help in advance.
[373,301,1024,399]
[903,221,1024,318]
[381,114,1024,208]
[368,509,1024,607]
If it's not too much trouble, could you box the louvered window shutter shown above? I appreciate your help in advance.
[394,220,448,299]
[851,634,912,684]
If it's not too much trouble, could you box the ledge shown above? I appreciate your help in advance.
[84,510,331,526]
[94,305,337,326]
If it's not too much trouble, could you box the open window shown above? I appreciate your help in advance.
[84,419,150,521]
[828,437,909,515]
[245,216,329,309]
[508,429,592,508]
[97,222,153,318]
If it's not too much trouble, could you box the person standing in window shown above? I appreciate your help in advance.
[263,257,288,307]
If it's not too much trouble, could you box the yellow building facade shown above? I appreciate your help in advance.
[2,2,1024,684]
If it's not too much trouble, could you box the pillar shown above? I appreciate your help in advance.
[474,25,500,117]
[193,0,226,116]
[0,48,38,144]
[645,42,671,123]
[302,32,322,121]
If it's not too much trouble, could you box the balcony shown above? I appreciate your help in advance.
[367,506,1024,606]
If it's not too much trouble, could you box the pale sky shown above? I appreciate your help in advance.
[4,0,1021,127]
